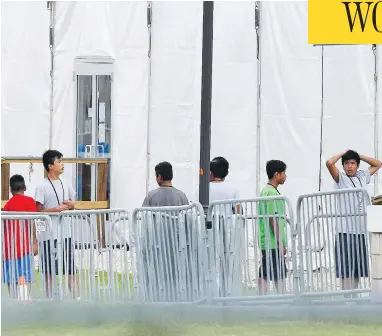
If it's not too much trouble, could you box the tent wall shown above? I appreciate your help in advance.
[211,1,258,199]
[52,1,149,208]
[1,1,50,198]
[1,1,381,209]
[259,2,322,205]
[149,2,203,202]
[378,45,382,195]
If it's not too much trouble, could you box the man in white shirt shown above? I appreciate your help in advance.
[35,150,79,298]
[326,150,382,290]
[209,156,240,216]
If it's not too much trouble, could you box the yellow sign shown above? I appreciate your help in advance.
[309,0,382,44]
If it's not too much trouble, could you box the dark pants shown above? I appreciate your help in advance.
[335,233,369,278]
[40,238,75,276]
[258,248,287,281]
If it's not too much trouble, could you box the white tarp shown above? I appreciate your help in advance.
[1,1,50,198]
[149,1,203,202]
[211,1,258,199]
[320,45,376,196]
[260,2,322,205]
[53,1,149,209]
[378,45,382,196]
[1,1,381,208]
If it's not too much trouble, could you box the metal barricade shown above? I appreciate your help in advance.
[131,202,208,303]
[58,209,132,302]
[296,188,372,302]
[1,214,57,301]
[207,197,297,305]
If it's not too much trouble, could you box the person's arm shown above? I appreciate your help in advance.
[360,154,382,177]
[63,185,76,210]
[326,152,346,183]
[34,187,68,212]
[268,199,286,255]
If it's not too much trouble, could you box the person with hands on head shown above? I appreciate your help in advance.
[35,150,79,299]
[326,150,382,291]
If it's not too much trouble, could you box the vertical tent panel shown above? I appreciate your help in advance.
[320,46,375,195]
[149,2,203,201]
[378,45,382,196]
[1,2,50,156]
[53,1,149,209]
[210,1,258,199]
[260,2,322,205]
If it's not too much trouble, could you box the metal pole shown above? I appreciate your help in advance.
[198,1,214,212]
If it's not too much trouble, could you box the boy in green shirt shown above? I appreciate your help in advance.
[258,160,287,294]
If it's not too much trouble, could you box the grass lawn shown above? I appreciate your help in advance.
[2,321,382,336]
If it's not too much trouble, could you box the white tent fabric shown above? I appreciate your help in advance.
[260,2,322,206]
[1,1,50,156]
[1,1,50,198]
[52,1,149,208]
[378,45,382,196]
[149,1,203,202]
[1,1,381,209]
[211,1,258,199]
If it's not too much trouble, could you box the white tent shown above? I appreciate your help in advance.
[1,1,381,210]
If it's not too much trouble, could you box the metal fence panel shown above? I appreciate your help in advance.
[58,209,132,302]
[207,197,298,304]
[296,188,372,302]
[1,214,56,301]
[132,202,208,303]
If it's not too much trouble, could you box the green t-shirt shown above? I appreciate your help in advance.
[258,184,287,250]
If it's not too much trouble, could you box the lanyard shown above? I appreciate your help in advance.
[347,175,363,213]
[347,175,362,188]
[47,177,65,206]
[267,183,280,195]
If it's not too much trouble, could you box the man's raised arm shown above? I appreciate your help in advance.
[326,152,346,183]
[360,155,382,177]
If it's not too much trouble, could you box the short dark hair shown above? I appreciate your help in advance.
[342,150,360,166]
[42,150,63,172]
[210,156,229,179]
[10,174,26,193]
[155,161,173,181]
[266,160,287,180]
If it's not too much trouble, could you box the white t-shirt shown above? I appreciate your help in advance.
[335,169,371,234]
[209,182,239,217]
[35,178,76,240]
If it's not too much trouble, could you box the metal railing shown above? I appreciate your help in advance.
[1,188,375,305]
[296,188,372,302]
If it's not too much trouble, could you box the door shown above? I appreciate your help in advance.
[76,74,112,201]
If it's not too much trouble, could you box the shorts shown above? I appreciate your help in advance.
[258,248,287,281]
[40,238,75,276]
[335,233,369,278]
[2,254,32,284]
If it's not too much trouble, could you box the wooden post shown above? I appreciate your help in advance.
[1,162,10,202]
[96,162,108,248]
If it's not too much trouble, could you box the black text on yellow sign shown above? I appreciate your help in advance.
[309,0,382,44]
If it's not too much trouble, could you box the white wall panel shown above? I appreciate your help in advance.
[1,2,50,199]
[260,2,322,205]
[211,1,258,198]
[321,46,375,196]
[1,1,50,156]
[53,2,149,209]
[377,45,382,196]
[149,2,203,201]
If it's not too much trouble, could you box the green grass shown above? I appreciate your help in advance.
[2,321,382,336]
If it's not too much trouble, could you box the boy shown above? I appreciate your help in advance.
[2,174,38,301]
[142,161,189,207]
[258,160,288,295]
[35,150,78,298]
[326,150,382,290]
[209,156,240,216]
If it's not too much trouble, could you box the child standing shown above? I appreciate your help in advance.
[2,174,38,301]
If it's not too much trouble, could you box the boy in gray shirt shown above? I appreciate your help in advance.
[142,161,188,207]
[326,150,382,290]
[35,150,79,298]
